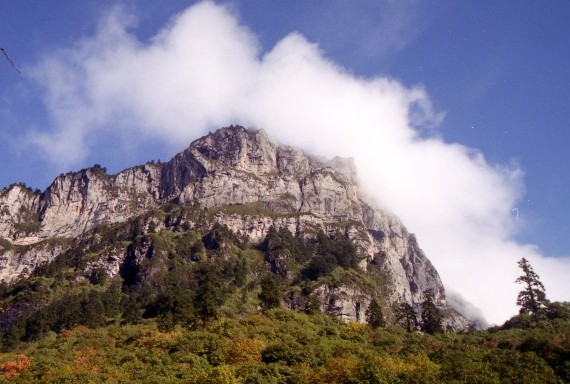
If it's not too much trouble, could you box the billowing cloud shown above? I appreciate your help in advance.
[27,1,569,324]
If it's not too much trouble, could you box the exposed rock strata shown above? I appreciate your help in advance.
[0,126,467,328]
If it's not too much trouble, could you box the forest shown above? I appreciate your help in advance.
[0,207,568,383]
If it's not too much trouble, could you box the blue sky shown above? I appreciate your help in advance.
[1,1,569,323]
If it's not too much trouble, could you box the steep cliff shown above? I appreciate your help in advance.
[0,126,469,329]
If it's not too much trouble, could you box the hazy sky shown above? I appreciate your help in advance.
[1,1,569,324]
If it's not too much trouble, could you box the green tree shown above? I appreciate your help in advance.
[545,301,570,320]
[305,294,322,314]
[515,258,549,320]
[234,256,248,288]
[154,286,195,331]
[224,255,248,288]
[101,278,123,318]
[120,291,142,324]
[202,222,237,251]
[81,291,106,328]
[88,267,108,285]
[25,307,56,341]
[54,293,83,331]
[395,302,418,332]
[301,253,337,280]
[1,318,26,351]
[366,298,385,328]
[315,231,360,270]
[193,263,224,323]
[420,290,443,334]
[258,274,282,311]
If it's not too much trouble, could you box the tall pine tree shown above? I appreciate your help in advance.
[515,258,549,320]
[420,290,443,334]
[395,302,417,332]
[365,298,385,328]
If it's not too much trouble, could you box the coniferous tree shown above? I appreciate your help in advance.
[25,307,55,341]
[1,319,25,351]
[55,293,83,332]
[515,258,549,320]
[154,286,195,331]
[121,292,141,325]
[82,291,106,328]
[395,302,418,332]
[366,298,385,328]
[231,256,248,288]
[102,278,123,318]
[258,274,282,311]
[193,263,224,323]
[420,290,443,334]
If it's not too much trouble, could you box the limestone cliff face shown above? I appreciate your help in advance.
[38,166,159,238]
[0,185,41,242]
[0,126,466,327]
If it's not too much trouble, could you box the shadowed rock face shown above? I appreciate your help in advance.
[0,125,469,328]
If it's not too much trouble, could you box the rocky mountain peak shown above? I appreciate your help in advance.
[187,126,277,175]
[0,125,472,330]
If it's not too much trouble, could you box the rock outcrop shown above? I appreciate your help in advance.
[0,126,469,329]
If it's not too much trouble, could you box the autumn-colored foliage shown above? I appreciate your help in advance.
[0,311,567,383]
[68,346,98,374]
[0,354,31,378]
[227,337,264,364]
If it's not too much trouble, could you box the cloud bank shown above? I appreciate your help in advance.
[28,1,569,324]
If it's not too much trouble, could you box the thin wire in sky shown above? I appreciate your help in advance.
[1,47,21,74]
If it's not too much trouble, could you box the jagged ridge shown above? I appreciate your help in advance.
[0,126,470,329]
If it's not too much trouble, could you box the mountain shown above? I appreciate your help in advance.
[0,125,470,330]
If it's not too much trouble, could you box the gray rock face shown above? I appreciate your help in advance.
[313,284,371,324]
[0,126,468,328]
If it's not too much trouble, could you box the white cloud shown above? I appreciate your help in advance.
[28,1,569,325]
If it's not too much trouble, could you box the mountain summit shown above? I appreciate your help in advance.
[0,126,470,330]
